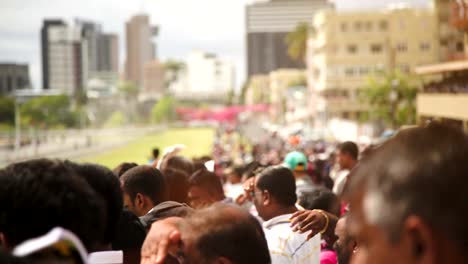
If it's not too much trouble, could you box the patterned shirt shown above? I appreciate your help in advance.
[263,214,321,264]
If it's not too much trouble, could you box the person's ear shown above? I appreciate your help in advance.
[262,190,271,206]
[214,256,234,264]
[135,193,145,209]
[404,215,436,264]
[0,232,6,249]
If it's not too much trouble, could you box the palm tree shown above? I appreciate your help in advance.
[285,22,310,63]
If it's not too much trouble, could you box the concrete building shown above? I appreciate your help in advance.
[0,63,31,96]
[415,60,468,131]
[45,23,88,95]
[76,19,101,75]
[269,69,306,122]
[307,6,441,122]
[143,60,165,96]
[125,14,158,89]
[41,19,66,90]
[432,0,466,61]
[245,0,334,77]
[98,33,119,72]
[171,51,234,102]
[74,20,119,98]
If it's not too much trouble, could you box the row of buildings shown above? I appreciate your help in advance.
[1,13,235,104]
[244,0,468,134]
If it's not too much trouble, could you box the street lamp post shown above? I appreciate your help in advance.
[390,79,399,130]
[14,97,21,155]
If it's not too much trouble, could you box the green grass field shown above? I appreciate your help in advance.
[80,127,214,169]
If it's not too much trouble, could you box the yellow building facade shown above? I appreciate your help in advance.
[308,7,440,120]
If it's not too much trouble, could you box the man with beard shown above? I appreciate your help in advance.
[333,216,356,264]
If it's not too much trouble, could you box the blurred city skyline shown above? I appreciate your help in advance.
[0,0,429,90]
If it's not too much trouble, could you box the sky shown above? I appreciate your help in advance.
[0,0,430,91]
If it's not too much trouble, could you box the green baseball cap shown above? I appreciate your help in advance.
[283,151,308,171]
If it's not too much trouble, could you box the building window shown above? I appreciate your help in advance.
[396,43,408,52]
[399,64,410,73]
[347,44,358,54]
[440,39,448,47]
[379,20,388,31]
[420,42,431,51]
[360,66,369,75]
[341,22,347,32]
[370,44,383,53]
[354,21,362,31]
[456,41,464,52]
[365,21,372,31]
[345,67,355,77]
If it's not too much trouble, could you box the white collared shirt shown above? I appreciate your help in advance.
[263,214,321,264]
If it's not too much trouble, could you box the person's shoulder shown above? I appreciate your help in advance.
[141,202,193,228]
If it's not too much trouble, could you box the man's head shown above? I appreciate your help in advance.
[298,188,340,216]
[0,159,105,251]
[345,122,468,264]
[65,161,123,249]
[120,165,167,217]
[163,168,190,204]
[113,162,138,178]
[178,204,271,264]
[152,148,160,160]
[164,156,194,176]
[334,216,356,264]
[188,169,225,209]
[336,141,358,170]
[283,151,308,177]
[252,166,297,221]
[224,166,243,185]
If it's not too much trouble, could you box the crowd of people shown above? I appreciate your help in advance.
[0,121,467,264]
[424,75,468,94]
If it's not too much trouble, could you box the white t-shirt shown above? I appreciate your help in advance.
[263,214,321,264]
[332,169,350,196]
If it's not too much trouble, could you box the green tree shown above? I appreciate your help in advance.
[225,89,235,106]
[0,96,15,125]
[117,81,139,123]
[239,81,249,105]
[117,81,138,100]
[285,22,310,63]
[360,71,418,128]
[163,60,185,88]
[104,111,127,128]
[151,96,177,123]
[20,95,79,128]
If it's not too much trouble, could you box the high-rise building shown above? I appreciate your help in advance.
[41,19,65,90]
[76,19,101,74]
[76,20,119,75]
[245,0,334,77]
[98,34,119,72]
[125,14,158,89]
[0,63,31,96]
[307,7,441,122]
[45,23,87,95]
